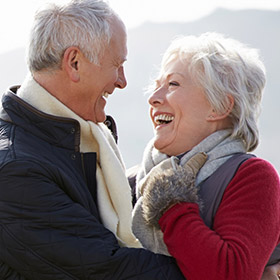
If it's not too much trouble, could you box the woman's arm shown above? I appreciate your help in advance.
[159,158,280,280]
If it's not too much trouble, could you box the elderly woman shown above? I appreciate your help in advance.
[131,32,280,279]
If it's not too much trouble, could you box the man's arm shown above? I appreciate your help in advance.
[0,261,27,280]
[0,160,184,280]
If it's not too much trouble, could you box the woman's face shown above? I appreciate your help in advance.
[148,58,216,156]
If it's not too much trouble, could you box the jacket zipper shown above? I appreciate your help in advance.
[80,153,87,184]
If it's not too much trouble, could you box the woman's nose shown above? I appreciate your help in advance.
[148,87,165,106]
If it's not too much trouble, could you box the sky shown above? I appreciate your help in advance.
[1,0,280,54]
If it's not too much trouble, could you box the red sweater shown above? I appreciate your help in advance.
[159,158,280,280]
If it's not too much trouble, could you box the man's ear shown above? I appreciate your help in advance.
[206,95,234,121]
[62,47,81,82]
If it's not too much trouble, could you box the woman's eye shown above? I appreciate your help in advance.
[169,81,179,86]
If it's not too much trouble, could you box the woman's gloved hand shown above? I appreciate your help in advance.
[141,152,207,227]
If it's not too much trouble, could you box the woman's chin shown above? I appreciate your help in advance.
[153,137,171,154]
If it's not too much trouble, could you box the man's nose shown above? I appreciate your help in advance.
[115,66,127,89]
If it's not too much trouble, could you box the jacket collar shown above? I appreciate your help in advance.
[1,87,81,152]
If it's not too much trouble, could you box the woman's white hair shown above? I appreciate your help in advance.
[27,0,117,72]
[160,32,266,152]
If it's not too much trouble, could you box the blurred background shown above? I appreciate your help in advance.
[1,0,279,172]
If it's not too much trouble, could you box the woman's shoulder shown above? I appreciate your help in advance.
[219,156,280,223]
[229,156,280,193]
[240,156,279,178]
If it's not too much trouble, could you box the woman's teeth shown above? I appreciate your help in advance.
[154,114,174,125]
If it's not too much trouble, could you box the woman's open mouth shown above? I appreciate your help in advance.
[154,114,174,125]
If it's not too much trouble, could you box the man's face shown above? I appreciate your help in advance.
[79,17,127,123]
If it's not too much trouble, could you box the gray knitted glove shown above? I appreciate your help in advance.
[141,152,207,227]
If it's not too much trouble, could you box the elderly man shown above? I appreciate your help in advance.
[0,0,184,279]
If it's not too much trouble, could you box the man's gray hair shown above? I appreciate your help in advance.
[27,0,117,72]
[160,32,266,152]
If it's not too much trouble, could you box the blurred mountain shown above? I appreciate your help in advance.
[1,8,280,172]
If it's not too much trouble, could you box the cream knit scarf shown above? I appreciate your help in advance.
[17,74,141,248]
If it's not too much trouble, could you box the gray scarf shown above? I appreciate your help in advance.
[132,129,246,255]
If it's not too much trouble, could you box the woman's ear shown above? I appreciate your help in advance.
[62,47,81,82]
[206,95,234,121]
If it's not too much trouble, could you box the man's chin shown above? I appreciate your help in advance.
[96,114,107,123]
[94,107,106,123]
[85,112,106,123]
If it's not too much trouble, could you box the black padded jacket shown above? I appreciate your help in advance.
[0,88,184,280]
